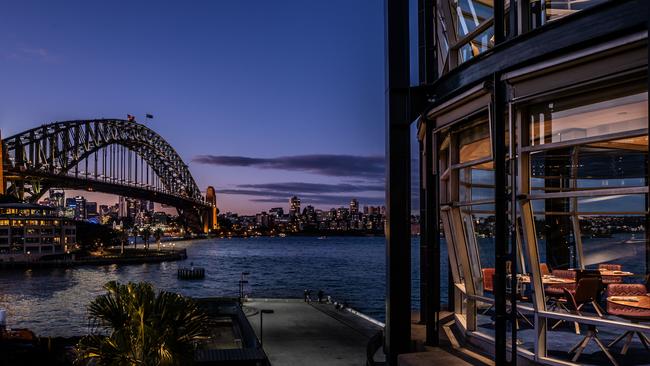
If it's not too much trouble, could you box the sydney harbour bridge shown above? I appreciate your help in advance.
[0,119,218,233]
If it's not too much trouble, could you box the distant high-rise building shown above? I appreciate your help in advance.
[49,189,65,208]
[118,196,140,219]
[85,202,98,217]
[99,204,109,213]
[350,198,359,214]
[256,211,270,228]
[74,196,87,220]
[65,197,76,209]
[303,205,316,224]
[289,196,301,217]
[118,196,128,218]
[269,207,284,218]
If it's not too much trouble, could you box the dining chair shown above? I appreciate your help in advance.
[481,268,495,314]
[565,278,618,366]
[606,283,650,355]
[599,263,624,285]
[546,269,577,313]
[539,263,551,276]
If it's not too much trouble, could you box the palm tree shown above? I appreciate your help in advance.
[154,228,164,251]
[119,229,129,255]
[131,225,139,250]
[141,226,152,250]
[76,281,209,366]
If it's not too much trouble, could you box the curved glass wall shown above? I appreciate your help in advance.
[436,77,649,365]
[435,0,612,74]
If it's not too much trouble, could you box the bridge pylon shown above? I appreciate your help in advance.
[203,186,219,233]
[0,130,4,196]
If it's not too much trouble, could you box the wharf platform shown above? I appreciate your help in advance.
[243,299,490,366]
[244,299,383,366]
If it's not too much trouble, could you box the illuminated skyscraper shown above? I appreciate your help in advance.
[74,196,87,220]
[349,198,359,214]
[289,196,301,217]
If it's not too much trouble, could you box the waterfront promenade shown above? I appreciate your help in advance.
[243,299,488,366]
[245,299,383,366]
[0,248,187,269]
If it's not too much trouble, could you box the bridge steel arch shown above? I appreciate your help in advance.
[1,119,216,232]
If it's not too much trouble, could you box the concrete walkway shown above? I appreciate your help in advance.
[244,299,383,366]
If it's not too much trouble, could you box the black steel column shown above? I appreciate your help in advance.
[646,5,650,278]
[385,0,412,363]
[417,0,438,343]
[419,136,427,325]
[425,120,440,346]
[492,74,509,366]
[418,0,436,85]
[493,1,509,364]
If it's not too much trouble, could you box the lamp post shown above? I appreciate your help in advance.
[259,309,274,347]
[239,271,250,305]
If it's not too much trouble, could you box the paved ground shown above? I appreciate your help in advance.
[407,311,494,366]
[244,299,383,366]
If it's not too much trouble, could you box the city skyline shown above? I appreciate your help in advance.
[41,189,386,217]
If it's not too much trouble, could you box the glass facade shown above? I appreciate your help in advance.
[432,71,648,364]
[435,0,612,74]
[393,1,647,364]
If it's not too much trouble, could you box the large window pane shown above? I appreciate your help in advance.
[531,141,648,193]
[579,215,646,273]
[529,89,648,147]
[541,0,607,24]
[458,121,491,163]
[459,164,495,202]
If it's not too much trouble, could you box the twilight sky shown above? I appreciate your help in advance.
[1,1,420,214]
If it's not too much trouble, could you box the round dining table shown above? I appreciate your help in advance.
[599,269,635,278]
[607,295,650,310]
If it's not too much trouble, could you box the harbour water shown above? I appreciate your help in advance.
[0,236,449,337]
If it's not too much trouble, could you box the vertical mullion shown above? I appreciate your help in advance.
[492,5,508,360]
[419,126,428,325]
[492,71,508,365]
[509,102,518,364]
[425,120,439,345]
[646,8,650,285]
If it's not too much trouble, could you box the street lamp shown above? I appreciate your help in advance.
[259,309,274,347]
[239,272,250,305]
[239,280,249,304]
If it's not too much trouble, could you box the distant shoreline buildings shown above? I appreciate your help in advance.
[218,196,411,237]
[31,189,422,238]
[37,189,173,229]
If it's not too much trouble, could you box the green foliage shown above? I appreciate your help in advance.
[76,222,120,251]
[140,227,152,249]
[76,281,209,366]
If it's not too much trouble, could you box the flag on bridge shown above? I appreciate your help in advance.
[146,113,154,119]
